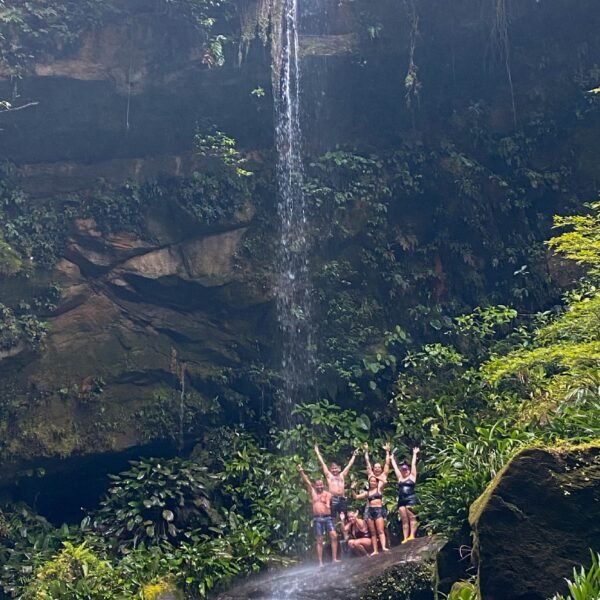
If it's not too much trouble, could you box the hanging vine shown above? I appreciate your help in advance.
[403,0,421,109]
[490,0,517,127]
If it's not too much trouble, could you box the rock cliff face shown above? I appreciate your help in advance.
[0,0,280,478]
[1,0,600,492]
[0,155,273,476]
[469,444,600,600]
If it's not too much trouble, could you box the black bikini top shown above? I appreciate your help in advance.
[367,491,382,502]
[353,522,369,536]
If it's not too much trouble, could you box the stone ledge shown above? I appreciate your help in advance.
[215,536,446,600]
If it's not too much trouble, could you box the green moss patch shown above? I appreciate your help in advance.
[360,560,434,600]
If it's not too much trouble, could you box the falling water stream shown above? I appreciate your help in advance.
[178,363,186,452]
[274,0,315,421]
[219,4,449,599]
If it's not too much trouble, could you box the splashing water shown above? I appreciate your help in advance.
[215,537,448,599]
[274,0,314,422]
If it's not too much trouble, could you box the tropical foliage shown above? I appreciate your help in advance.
[1,1,600,594]
[0,0,231,77]
[551,551,600,600]
[0,457,270,598]
[89,458,217,552]
[3,195,600,596]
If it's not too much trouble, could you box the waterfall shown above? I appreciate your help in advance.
[178,362,186,452]
[273,0,314,421]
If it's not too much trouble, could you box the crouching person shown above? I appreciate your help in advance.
[343,511,373,557]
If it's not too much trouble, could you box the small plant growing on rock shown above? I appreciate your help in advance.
[195,127,252,177]
[551,551,600,600]
[446,580,479,600]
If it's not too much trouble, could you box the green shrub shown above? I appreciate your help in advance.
[0,503,71,597]
[91,458,217,552]
[21,542,122,600]
[417,415,534,534]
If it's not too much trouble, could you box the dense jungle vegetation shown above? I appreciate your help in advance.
[1,0,600,598]
[1,172,598,597]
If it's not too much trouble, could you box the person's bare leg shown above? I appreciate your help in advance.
[400,507,410,542]
[407,508,417,539]
[316,535,324,566]
[340,513,349,541]
[355,538,371,556]
[376,517,389,551]
[367,518,378,555]
[330,530,340,562]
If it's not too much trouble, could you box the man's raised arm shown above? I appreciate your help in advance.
[341,447,361,477]
[314,443,331,478]
[297,464,314,495]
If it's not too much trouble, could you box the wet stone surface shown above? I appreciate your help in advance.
[215,536,446,600]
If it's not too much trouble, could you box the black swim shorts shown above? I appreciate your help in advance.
[366,506,386,521]
[331,495,348,518]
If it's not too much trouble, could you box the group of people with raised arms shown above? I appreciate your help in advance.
[297,442,420,566]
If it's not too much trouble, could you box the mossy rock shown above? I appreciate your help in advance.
[359,560,434,600]
[469,442,600,600]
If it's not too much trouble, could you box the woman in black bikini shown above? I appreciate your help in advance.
[363,442,391,484]
[351,475,389,555]
[343,510,373,556]
[391,446,419,543]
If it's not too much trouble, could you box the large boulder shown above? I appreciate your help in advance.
[469,443,600,600]
[215,537,446,600]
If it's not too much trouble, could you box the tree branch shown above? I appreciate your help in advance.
[0,101,40,114]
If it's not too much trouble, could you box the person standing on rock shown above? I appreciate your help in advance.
[297,464,340,567]
[362,443,392,551]
[391,446,420,543]
[314,443,361,528]
[351,475,390,555]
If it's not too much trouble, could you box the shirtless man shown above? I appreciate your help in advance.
[314,444,360,527]
[297,464,340,566]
